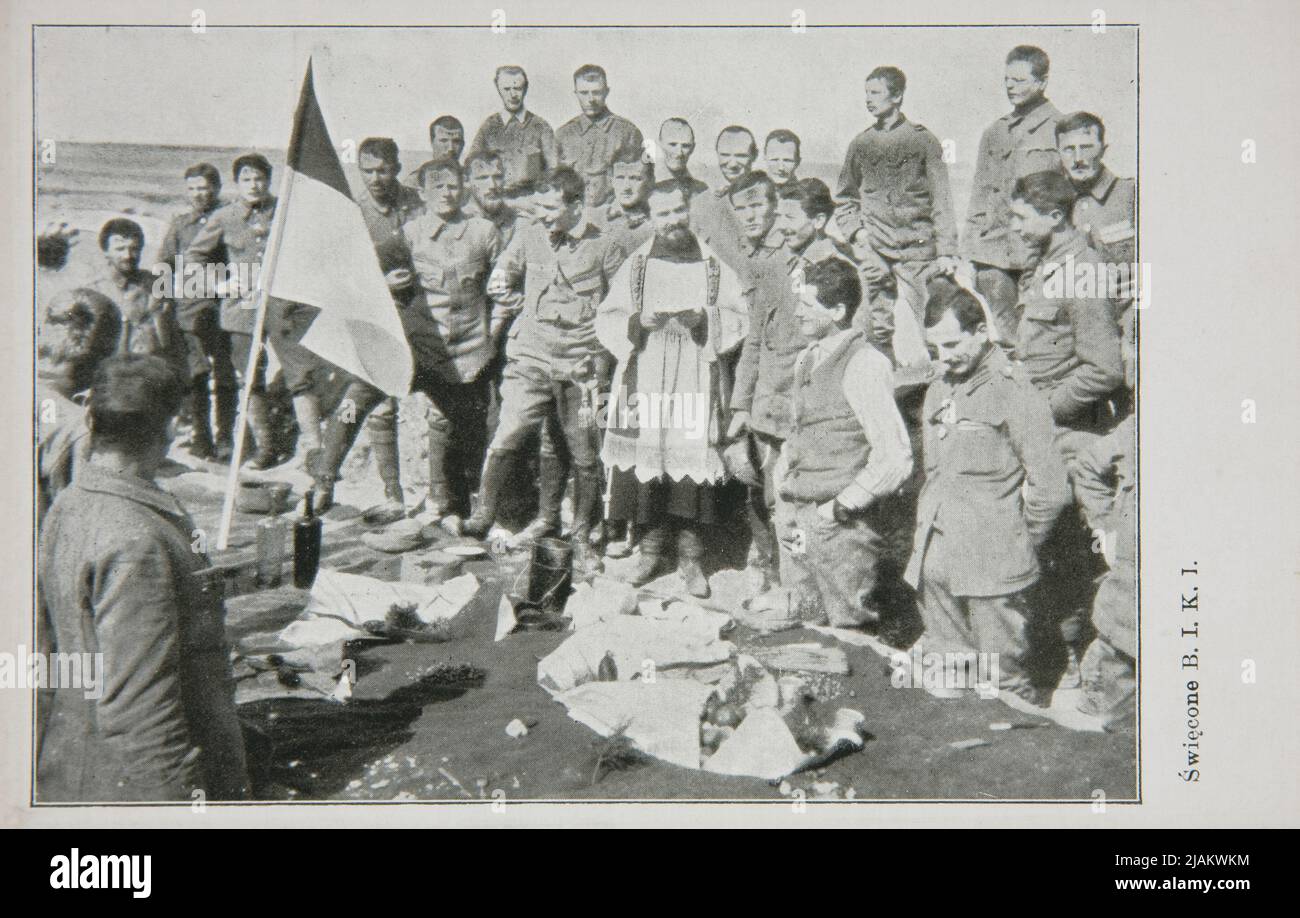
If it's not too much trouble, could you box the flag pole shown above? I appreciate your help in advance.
[215,67,310,550]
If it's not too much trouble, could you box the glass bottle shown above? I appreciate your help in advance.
[293,490,323,589]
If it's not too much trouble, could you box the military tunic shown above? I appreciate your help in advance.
[555,111,644,209]
[468,110,557,194]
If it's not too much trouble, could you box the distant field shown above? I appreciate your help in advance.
[35,139,974,297]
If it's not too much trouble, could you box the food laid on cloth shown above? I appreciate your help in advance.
[537,581,869,780]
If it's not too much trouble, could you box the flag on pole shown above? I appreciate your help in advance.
[266,58,413,397]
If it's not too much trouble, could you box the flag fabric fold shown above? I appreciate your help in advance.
[266,59,413,398]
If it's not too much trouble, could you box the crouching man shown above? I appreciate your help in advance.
[38,355,250,801]
[906,279,1071,702]
[775,257,913,627]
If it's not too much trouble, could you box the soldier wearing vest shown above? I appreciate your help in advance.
[774,258,913,627]
[596,179,750,598]
[471,167,627,576]
[1056,111,1137,393]
[907,279,1071,703]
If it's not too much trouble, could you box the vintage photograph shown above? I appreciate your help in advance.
[31,20,1139,804]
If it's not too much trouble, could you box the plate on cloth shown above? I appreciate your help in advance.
[442,544,489,558]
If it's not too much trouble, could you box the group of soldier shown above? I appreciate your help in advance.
[34,43,1137,801]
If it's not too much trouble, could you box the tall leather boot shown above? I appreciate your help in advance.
[677,524,711,599]
[213,383,237,461]
[461,449,514,539]
[292,392,323,467]
[310,404,368,513]
[627,522,670,586]
[186,374,215,460]
[517,452,567,541]
[246,392,280,470]
[425,420,453,518]
[362,417,406,525]
[746,488,780,592]
[569,467,605,579]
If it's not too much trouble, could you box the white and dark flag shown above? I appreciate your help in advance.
[266,58,413,397]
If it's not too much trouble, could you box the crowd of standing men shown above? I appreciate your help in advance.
[35,44,1137,801]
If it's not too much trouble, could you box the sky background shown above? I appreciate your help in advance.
[35,24,1136,180]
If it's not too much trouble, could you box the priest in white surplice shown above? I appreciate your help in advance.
[595,180,749,598]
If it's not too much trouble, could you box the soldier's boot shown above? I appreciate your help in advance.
[310,402,369,514]
[291,392,323,469]
[424,419,462,522]
[677,524,711,599]
[461,449,514,539]
[362,419,406,525]
[186,374,216,460]
[246,392,280,470]
[517,452,567,542]
[746,491,780,593]
[213,384,238,461]
[626,523,671,587]
[569,467,605,580]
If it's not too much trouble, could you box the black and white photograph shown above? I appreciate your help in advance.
[5,0,1297,837]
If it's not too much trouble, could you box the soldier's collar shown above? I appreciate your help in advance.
[796,236,836,264]
[188,201,220,223]
[960,347,1006,396]
[1007,97,1054,130]
[871,111,909,132]
[423,211,468,239]
[1082,167,1118,203]
[74,464,187,519]
[500,108,529,126]
[609,203,649,225]
[1041,226,1090,266]
[550,218,598,250]
[578,111,614,133]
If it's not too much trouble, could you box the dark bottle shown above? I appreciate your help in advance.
[293,490,323,589]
